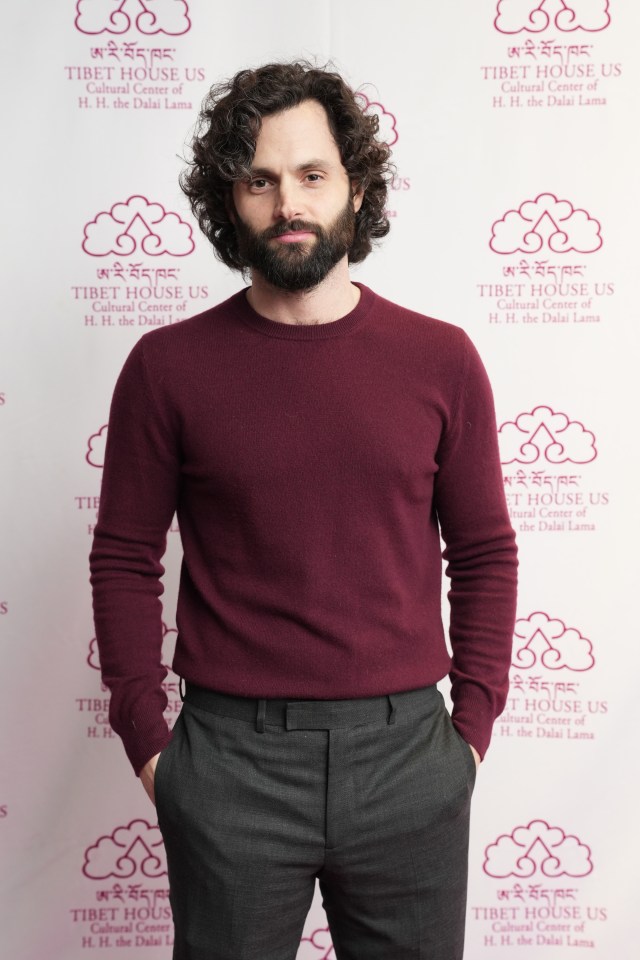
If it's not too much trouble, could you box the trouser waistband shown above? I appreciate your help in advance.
[183,682,439,732]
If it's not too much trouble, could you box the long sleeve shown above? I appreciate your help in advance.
[433,333,518,759]
[89,337,181,775]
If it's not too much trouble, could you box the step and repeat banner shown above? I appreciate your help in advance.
[1,2,638,957]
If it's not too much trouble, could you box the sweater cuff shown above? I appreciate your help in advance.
[122,718,173,778]
[450,688,498,761]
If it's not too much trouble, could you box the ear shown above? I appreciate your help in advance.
[351,180,364,214]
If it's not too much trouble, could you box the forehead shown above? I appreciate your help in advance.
[253,99,344,169]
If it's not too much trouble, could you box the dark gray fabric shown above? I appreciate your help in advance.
[155,685,476,959]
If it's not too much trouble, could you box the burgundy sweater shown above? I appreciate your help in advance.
[89,283,517,775]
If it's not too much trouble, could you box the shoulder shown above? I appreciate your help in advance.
[364,285,472,362]
[131,289,247,364]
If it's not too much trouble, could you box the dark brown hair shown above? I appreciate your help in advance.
[180,61,393,270]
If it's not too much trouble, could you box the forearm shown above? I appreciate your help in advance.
[445,529,518,758]
[434,331,518,757]
[89,336,180,774]
[90,523,174,774]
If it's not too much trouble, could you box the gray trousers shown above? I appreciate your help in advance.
[155,684,476,959]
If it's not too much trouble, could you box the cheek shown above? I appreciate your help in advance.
[235,198,270,229]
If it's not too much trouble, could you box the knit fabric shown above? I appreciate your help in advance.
[89,284,517,775]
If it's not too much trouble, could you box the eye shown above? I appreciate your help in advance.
[305,173,323,183]
[249,178,270,191]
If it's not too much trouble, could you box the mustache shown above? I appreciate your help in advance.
[263,220,319,240]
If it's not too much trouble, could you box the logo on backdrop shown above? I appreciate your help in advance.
[499,611,603,741]
[484,820,593,878]
[75,0,191,35]
[83,819,167,879]
[500,407,608,533]
[494,0,611,34]
[73,199,208,331]
[354,90,410,219]
[355,92,399,146]
[478,193,612,326]
[299,927,335,960]
[73,821,172,948]
[498,406,597,465]
[490,193,603,255]
[512,612,595,670]
[83,196,195,257]
[471,819,606,948]
[67,1,203,112]
[86,425,108,468]
[484,2,620,113]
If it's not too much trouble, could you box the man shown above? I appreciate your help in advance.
[90,61,517,960]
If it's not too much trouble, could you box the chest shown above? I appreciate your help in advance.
[177,346,447,501]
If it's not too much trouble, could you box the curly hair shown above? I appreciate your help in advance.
[179,61,393,270]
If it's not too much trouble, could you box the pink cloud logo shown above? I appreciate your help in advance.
[513,612,595,671]
[490,193,602,254]
[83,819,166,879]
[494,0,610,34]
[355,92,398,146]
[299,926,335,960]
[484,819,593,878]
[498,406,597,465]
[88,637,101,670]
[82,195,195,257]
[86,425,108,468]
[75,0,191,36]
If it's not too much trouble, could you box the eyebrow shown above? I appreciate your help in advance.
[249,159,334,177]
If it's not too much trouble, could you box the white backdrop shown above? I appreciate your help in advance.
[1,1,639,957]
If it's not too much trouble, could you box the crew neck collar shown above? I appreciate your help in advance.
[230,282,375,340]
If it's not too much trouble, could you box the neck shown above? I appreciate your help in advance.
[245,257,360,325]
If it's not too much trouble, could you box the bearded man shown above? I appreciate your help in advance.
[90,60,517,960]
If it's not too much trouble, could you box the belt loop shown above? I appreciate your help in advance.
[179,676,185,702]
[256,698,267,733]
[387,694,397,725]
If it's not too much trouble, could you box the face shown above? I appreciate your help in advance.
[231,99,363,291]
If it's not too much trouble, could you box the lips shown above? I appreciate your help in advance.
[273,231,315,243]
[266,220,319,243]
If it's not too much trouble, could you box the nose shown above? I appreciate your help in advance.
[274,179,304,222]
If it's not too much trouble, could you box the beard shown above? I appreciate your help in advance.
[233,196,356,292]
